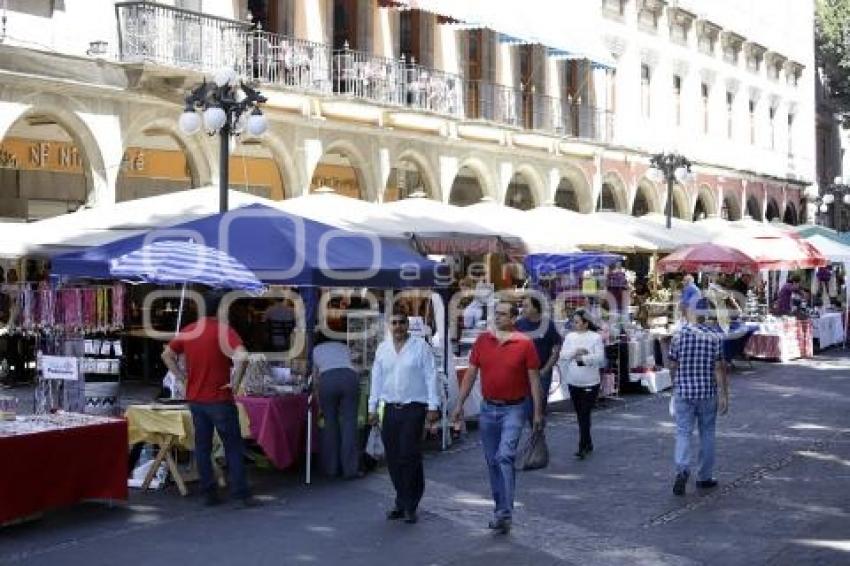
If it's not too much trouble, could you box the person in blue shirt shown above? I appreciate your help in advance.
[516,295,563,419]
[679,274,702,320]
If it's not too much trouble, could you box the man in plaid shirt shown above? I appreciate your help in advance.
[668,298,729,496]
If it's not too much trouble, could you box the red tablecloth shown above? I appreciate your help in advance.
[0,418,128,525]
[237,395,316,470]
[744,318,813,361]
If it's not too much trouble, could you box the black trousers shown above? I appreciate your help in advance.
[381,402,427,514]
[568,384,600,451]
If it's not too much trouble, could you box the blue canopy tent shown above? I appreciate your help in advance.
[523,252,624,284]
[51,204,441,289]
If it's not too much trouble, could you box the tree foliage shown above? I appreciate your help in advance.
[816,0,850,122]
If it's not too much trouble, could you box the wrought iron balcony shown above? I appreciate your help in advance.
[464,80,521,127]
[114,2,608,139]
[403,58,463,117]
[115,1,249,75]
[247,31,332,93]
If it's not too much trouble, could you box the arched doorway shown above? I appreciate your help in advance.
[598,182,618,212]
[555,178,580,211]
[693,197,708,221]
[632,180,657,216]
[555,168,592,212]
[449,165,485,206]
[0,112,93,220]
[722,195,742,220]
[746,196,762,220]
[310,148,365,199]
[116,127,198,202]
[765,199,781,222]
[599,173,627,213]
[783,203,798,226]
[385,158,432,202]
[504,172,536,210]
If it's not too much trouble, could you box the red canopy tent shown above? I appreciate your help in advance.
[656,243,761,274]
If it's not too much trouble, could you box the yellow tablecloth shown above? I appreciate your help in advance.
[125,404,250,450]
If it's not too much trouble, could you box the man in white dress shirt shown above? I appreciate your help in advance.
[368,305,440,524]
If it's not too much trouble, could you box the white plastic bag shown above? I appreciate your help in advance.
[365,425,385,461]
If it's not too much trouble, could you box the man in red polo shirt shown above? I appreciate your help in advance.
[452,299,542,534]
[161,291,252,507]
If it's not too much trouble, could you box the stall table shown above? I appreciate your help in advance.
[0,413,127,525]
[744,318,814,362]
[236,394,316,471]
[125,404,250,495]
[811,312,845,350]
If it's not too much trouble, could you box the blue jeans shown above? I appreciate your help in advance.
[479,401,525,520]
[189,401,249,499]
[674,396,718,481]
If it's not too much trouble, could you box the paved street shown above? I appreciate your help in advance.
[1,353,848,566]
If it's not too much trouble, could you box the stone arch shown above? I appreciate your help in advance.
[122,113,213,189]
[599,171,628,213]
[671,184,689,220]
[0,100,107,218]
[746,194,763,220]
[449,156,495,205]
[633,178,661,216]
[310,138,376,201]
[693,184,717,221]
[387,148,440,201]
[554,163,593,213]
[783,202,798,226]
[765,198,782,222]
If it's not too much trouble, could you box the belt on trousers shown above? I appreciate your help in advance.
[484,398,526,406]
[385,401,427,409]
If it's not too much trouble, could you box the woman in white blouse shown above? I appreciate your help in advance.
[559,309,606,460]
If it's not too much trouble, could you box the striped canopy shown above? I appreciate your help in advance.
[109,240,264,291]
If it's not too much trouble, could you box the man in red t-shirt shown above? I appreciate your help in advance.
[452,299,542,534]
[161,291,252,507]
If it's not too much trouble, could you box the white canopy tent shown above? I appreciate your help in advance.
[523,207,659,252]
[804,234,850,263]
[463,201,580,254]
[0,187,273,258]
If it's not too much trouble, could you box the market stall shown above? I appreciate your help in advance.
[51,204,443,484]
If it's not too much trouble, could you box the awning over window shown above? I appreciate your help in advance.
[409,0,616,69]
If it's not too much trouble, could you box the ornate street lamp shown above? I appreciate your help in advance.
[179,67,268,213]
[813,175,850,230]
[647,152,696,229]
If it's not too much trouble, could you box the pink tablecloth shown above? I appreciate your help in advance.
[744,319,813,362]
[236,395,317,470]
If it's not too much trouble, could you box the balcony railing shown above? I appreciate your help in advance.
[464,80,521,127]
[115,1,249,74]
[403,59,463,117]
[332,43,405,106]
[246,31,332,93]
[114,2,607,139]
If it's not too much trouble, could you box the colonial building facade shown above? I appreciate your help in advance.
[0,0,816,225]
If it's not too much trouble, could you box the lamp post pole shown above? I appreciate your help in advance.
[649,152,694,229]
[813,177,850,231]
[179,67,268,213]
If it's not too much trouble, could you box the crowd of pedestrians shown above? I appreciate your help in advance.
[167,290,730,530]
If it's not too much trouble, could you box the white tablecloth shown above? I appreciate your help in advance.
[811,312,845,350]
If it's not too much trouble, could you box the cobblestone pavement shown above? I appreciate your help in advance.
[1,353,848,565]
